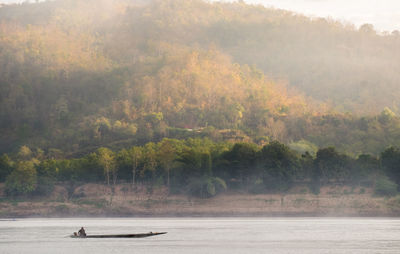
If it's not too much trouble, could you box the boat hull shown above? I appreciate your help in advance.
[70,232,167,238]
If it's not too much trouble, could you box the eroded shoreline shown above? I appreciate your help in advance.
[1,183,400,218]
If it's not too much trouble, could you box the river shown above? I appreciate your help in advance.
[0,218,399,253]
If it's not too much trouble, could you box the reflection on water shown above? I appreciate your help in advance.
[0,218,400,254]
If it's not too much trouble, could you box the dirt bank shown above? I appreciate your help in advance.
[0,183,399,217]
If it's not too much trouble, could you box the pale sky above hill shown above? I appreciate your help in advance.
[1,0,399,32]
[249,0,400,32]
[217,0,400,32]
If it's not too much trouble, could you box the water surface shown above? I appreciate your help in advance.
[0,218,399,253]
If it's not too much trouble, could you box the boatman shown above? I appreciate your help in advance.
[78,227,86,237]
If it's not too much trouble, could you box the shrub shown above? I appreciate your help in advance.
[374,176,398,197]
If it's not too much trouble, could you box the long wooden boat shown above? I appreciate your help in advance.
[70,232,167,238]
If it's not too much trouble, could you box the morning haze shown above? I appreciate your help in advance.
[232,0,400,32]
[0,0,399,252]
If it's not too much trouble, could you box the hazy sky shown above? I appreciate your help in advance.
[218,0,400,32]
[1,0,399,31]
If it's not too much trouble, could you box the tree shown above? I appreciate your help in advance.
[17,146,32,161]
[78,154,104,182]
[34,159,58,196]
[142,143,158,183]
[158,139,176,191]
[97,148,116,186]
[314,147,351,182]
[381,146,400,186]
[258,141,299,192]
[220,143,258,188]
[130,146,143,189]
[5,161,37,196]
[379,107,396,124]
[177,147,212,180]
[300,151,314,180]
[353,154,379,183]
[0,154,13,182]
[36,159,58,178]
[359,23,375,34]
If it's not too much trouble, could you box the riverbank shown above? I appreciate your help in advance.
[0,183,399,217]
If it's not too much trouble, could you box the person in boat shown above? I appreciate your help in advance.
[78,227,86,237]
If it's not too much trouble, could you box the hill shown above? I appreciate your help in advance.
[0,0,400,155]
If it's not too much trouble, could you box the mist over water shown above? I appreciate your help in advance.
[1,218,400,254]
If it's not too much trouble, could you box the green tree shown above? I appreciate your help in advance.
[177,148,212,180]
[142,143,158,183]
[36,159,58,178]
[130,146,143,189]
[220,143,258,188]
[314,147,351,182]
[158,139,176,191]
[5,161,37,196]
[258,141,299,192]
[381,146,400,186]
[0,154,13,182]
[34,159,58,196]
[97,147,116,186]
[77,154,104,182]
[353,154,379,184]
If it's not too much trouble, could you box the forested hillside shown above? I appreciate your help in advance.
[1,0,400,158]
